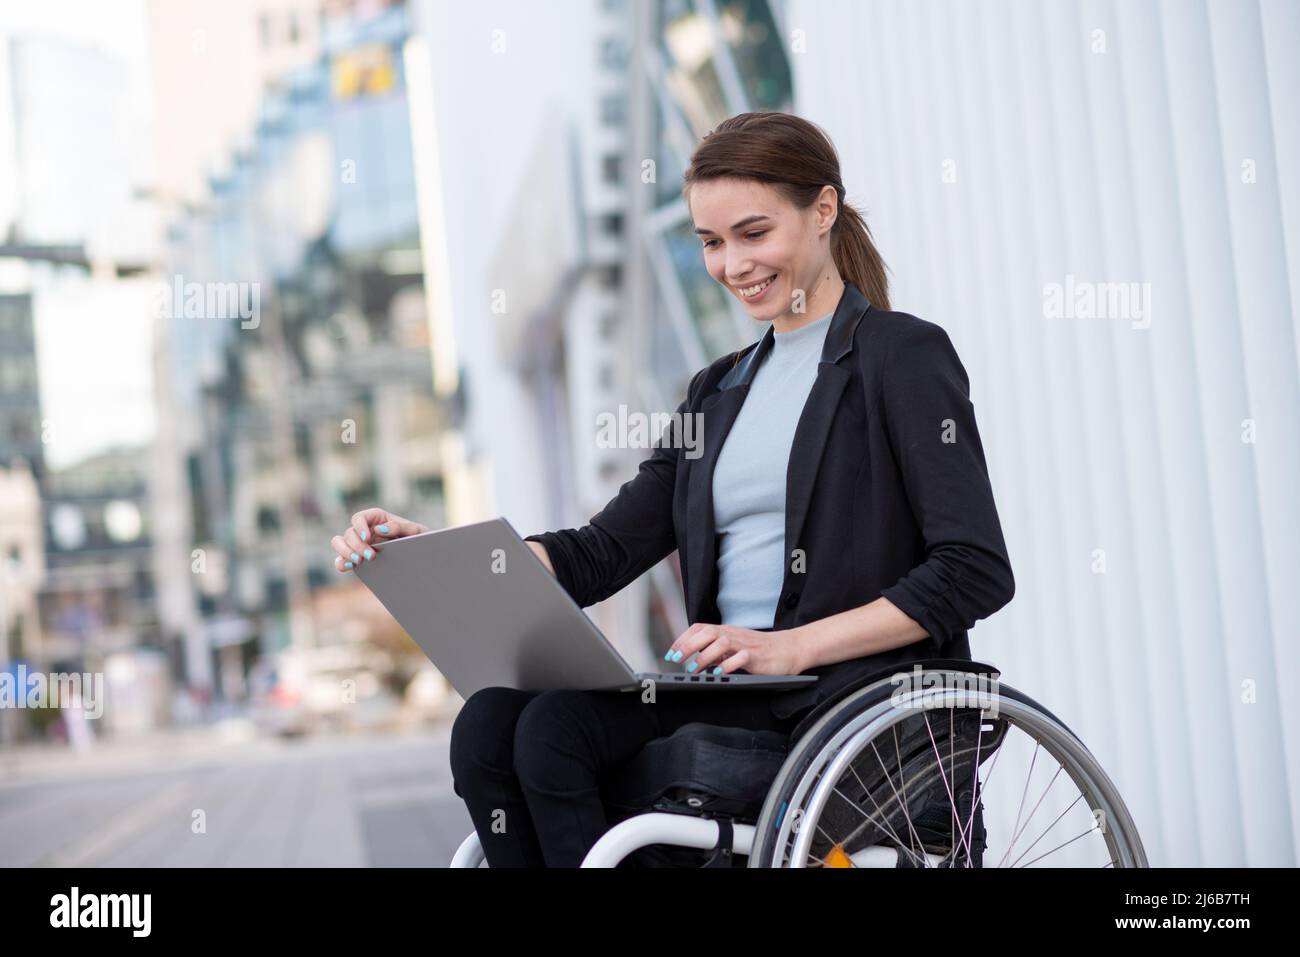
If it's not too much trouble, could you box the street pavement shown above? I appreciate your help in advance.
[0,720,473,867]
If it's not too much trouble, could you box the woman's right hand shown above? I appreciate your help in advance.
[331,508,430,573]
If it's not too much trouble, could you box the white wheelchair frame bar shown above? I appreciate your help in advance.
[449,814,945,868]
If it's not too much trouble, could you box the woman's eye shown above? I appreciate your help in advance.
[703,231,765,249]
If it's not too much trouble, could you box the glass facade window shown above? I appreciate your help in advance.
[596,263,622,289]
[715,0,791,111]
[599,37,628,71]
[329,93,419,253]
[600,92,627,126]
[657,0,729,137]
[648,282,693,407]
[652,99,690,207]
[602,153,623,186]
[256,505,280,533]
[599,211,624,237]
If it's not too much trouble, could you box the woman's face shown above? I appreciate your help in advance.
[690,176,837,323]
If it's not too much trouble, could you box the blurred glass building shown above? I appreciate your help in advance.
[0,31,161,740]
[153,0,443,704]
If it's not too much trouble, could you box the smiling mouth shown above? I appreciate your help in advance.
[735,274,777,299]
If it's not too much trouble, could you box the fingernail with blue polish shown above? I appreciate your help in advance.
[361,529,368,541]
[377,524,390,534]
[364,548,373,560]
[344,561,354,569]
[712,667,722,675]
[663,650,672,661]
[351,552,359,562]
[687,661,698,672]
[671,650,683,662]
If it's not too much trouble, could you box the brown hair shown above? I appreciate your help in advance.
[682,111,891,311]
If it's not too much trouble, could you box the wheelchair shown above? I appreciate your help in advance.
[449,659,1148,868]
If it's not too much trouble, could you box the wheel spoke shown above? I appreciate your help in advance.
[956,712,992,868]
[825,777,930,869]
[892,725,921,863]
[1000,760,1070,867]
[1016,818,1103,868]
[997,740,1042,868]
[1007,791,1084,867]
[864,738,930,864]
[920,709,975,864]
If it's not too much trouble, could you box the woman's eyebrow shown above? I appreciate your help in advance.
[693,214,771,236]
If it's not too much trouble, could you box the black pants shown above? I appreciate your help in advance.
[449,686,803,867]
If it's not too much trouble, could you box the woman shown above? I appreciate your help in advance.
[329,112,1014,867]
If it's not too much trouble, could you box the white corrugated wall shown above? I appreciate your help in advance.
[788,0,1299,866]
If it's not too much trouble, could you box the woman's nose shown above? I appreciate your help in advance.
[726,263,754,285]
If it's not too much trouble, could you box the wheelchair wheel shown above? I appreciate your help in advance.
[749,668,1148,868]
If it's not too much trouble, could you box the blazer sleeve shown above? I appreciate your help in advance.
[876,321,1015,643]
[523,366,708,609]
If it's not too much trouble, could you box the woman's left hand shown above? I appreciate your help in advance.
[663,623,805,677]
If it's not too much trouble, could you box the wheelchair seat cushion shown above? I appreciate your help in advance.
[602,722,791,824]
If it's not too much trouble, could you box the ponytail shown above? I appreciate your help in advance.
[832,190,891,311]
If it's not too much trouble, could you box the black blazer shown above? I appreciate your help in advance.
[525,280,1014,721]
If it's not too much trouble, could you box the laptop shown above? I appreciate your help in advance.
[352,516,817,699]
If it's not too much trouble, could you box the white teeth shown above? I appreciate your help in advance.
[739,275,776,298]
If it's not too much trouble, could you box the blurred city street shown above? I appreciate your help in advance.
[0,715,471,867]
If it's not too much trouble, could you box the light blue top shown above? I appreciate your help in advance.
[711,311,835,628]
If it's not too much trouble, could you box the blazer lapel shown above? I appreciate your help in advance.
[683,281,872,625]
[782,361,850,584]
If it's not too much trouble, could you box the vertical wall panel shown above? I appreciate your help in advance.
[1206,0,1300,864]
[1110,0,1211,868]
[1259,0,1300,859]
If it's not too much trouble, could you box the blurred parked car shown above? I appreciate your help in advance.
[248,645,400,737]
